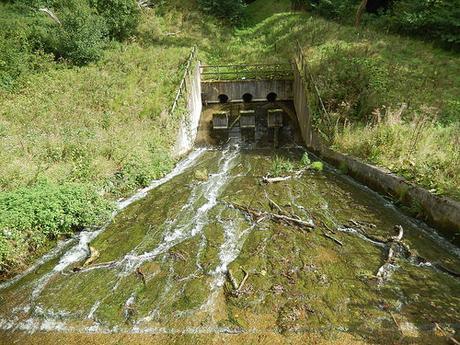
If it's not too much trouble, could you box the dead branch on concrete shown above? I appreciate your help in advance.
[322,231,343,246]
[262,175,292,184]
[226,267,250,297]
[266,193,287,215]
[163,31,182,37]
[227,269,239,290]
[392,224,404,242]
[376,246,395,281]
[83,246,100,267]
[272,213,315,229]
[136,267,146,286]
[342,222,460,281]
[237,268,249,292]
[262,169,306,184]
[230,202,315,230]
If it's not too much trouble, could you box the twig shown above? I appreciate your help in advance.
[83,246,100,267]
[136,267,146,286]
[392,225,404,242]
[262,175,291,184]
[231,202,315,230]
[227,269,239,290]
[237,268,249,292]
[389,311,403,336]
[322,231,343,246]
[163,31,182,36]
[265,193,287,216]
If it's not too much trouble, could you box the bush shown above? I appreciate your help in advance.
[0,4,54,89]
[385,0,460,48]
[41,1,108,65]
[295,0,460,49]
[198,0,245,24]
[0,182,114,271]
[90,0,140,40]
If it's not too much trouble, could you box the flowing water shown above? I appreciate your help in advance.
[1,140,459,344]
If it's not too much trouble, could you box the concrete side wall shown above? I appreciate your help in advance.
[292,58,460,243]
[315,144,460,244]
[174,62,203,156]
[293,66,312,146]
[202,79,293,103]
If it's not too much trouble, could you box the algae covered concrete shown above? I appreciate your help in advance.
[0,146,459,345]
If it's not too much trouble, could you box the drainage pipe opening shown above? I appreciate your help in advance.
[242,93,253,103]
[267,92,277,102]
[218,94,229,103]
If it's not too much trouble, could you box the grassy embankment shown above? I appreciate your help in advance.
[0,2,194,273]
[1,0,458,273]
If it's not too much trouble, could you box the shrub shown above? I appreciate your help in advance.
[386,0,460,48]
[198,0,245,24]
[300,152,311,166]
[44,1,108,65]
[90,0,140,40]
[0,182,114,271]
[271,155,295,176]
[310,161,324,171]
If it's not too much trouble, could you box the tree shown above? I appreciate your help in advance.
[90,0,140,40]
[355,0,368,27]
[198,0,245,24]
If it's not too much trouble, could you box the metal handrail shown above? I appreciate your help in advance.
[169,46,198,116]
[201,62,293,81]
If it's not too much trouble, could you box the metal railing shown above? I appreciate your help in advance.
[169,46,198,116]
[200,63,293,81]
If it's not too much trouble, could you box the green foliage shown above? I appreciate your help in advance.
[0,4,54,89]
[310,161,324,171]
[270,156,295,176]
[44,1,108,65]
[385,0,460,48]
[300,152,311,166]
[90,0,140,40]
[295,0,460,49]
[198,0,245,24]
[0,182,113,271]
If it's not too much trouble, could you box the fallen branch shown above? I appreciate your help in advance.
[322,231,343,246]
[392,225,404,242]
[266,193,286,215]
[237,268,249,292]
[227,269,239,290]
[231,198,315,230]
[262,175,291,184]
[163,31,182,37]
[136,267,146,286]
[83,246,100,267]
[272,213,315,229]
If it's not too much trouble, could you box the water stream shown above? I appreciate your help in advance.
[0,144,459,344]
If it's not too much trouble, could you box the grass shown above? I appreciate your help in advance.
[0,6,192,272]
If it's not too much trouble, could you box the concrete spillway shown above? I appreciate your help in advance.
[1,62,459,344]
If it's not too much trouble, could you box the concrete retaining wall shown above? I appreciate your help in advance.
[292,58,460,244]
[202,79,293,103]
[174,62,203,156]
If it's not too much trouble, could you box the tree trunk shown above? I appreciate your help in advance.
[355,0,368,27]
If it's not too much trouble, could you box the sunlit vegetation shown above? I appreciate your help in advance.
[0,0,458,272]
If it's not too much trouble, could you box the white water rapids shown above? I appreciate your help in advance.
[0,145,256,334]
